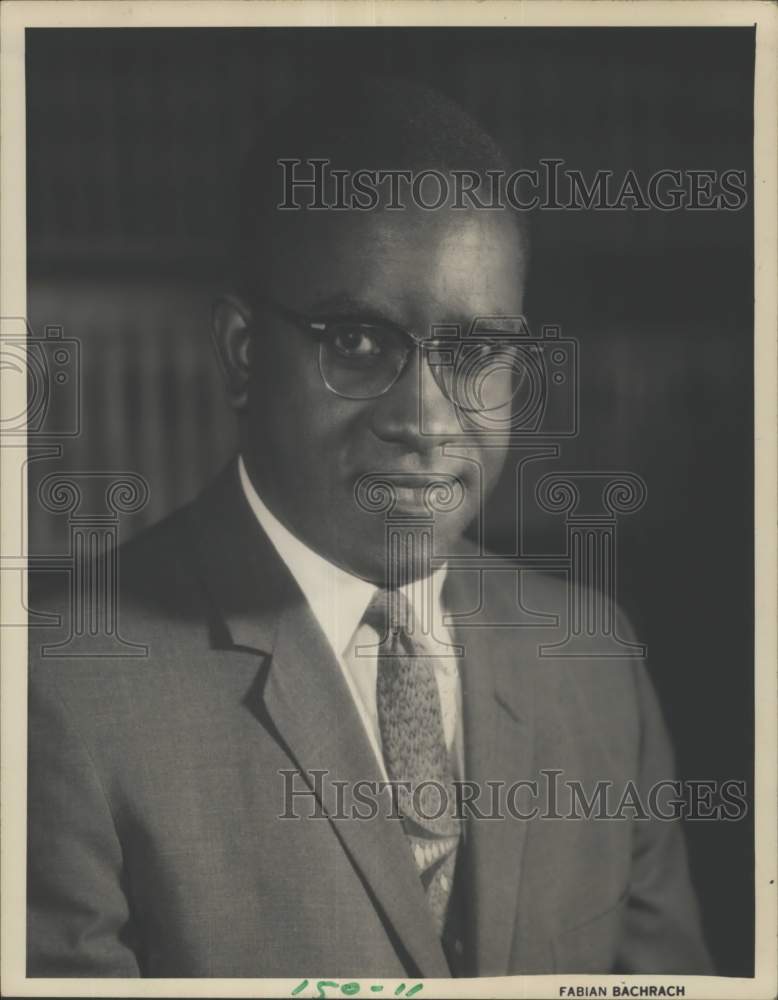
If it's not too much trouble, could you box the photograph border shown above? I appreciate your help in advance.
[2,3,775,998]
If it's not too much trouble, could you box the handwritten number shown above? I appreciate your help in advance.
[289,979,421,998]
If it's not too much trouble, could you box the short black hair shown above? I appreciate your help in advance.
[234,74,528,296]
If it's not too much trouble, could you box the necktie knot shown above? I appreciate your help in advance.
[363,587,415,640]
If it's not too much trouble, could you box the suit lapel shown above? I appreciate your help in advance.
[263,600,452,977]
[445,565,538,976]
[182,462,451,978]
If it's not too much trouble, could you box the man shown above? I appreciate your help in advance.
[27,77,713,978]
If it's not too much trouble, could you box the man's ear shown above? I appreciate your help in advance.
[212,295,253,410]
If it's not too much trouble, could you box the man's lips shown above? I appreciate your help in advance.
[350,470,470,513]
[350,465,470,481]
[391,484,439,508]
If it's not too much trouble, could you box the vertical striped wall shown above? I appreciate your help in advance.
[27,278,236,554]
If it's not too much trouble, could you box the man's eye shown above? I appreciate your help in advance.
[330,325,383,360]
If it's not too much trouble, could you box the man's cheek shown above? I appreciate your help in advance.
[479,446,510,495]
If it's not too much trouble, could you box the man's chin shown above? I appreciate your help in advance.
[332,517,471,585]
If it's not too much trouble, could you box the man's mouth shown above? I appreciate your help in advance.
[352,471,469,515]
[391,484,435,510]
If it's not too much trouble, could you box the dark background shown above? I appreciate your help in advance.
[26,27,754,976]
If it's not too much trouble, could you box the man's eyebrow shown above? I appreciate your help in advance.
[306,293,406,327]
[306,293,523,334]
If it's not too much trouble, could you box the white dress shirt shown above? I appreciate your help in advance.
[238,456,463,780]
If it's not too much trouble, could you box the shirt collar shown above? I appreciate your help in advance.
[237,456,448,661]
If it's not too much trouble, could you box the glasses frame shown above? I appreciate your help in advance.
[253,294,523,412]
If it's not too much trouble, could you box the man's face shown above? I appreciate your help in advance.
[240,205,526,582]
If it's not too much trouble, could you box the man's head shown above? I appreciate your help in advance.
[213,76,529,583]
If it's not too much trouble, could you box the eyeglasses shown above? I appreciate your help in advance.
[254,296,529,413]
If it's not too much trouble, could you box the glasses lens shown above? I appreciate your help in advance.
[428,339,535,413]
[319,323,409,399]
[318,319,539,415]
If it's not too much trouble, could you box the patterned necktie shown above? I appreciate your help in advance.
[364,588,461,937]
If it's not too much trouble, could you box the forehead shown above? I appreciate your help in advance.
[265,206,526,322]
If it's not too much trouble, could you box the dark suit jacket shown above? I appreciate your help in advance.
[27,461,713,978]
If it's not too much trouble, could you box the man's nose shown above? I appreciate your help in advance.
[369,345,459,446]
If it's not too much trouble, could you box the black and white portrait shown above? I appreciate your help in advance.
[3,12,768,995]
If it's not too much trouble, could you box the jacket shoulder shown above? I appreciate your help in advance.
[29,495,202,624]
